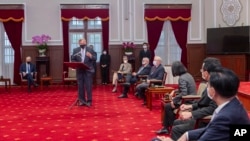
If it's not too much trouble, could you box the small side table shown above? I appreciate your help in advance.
[0,78,11,92]
[146,86,174,110]
[40,77,52,90]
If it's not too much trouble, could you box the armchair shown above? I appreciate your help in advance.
[62,68,77,86]
[19,72,37,88]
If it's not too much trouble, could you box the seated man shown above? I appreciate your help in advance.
[111,55,132,92]
[152,67,250,141]
[135,56,165,105]
[19,56,38,92]
[118,57,151,98]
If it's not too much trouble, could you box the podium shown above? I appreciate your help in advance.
[64,62,89,109]
[64,62,89,70]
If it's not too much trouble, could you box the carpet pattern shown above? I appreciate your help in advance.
[0,85,164,141]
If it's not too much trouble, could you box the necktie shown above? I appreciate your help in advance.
[121,65,124,71]
[137,67,144,74]
[81,48,85,63]
[28,64,31,73]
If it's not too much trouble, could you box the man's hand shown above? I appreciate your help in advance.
[170,101,175,108]
[179,111,192,120]
[132,72,137,76]
[147,79,150,83]
[177,132,188,141]
[22,72,26,76]
[179,104,192,111]
[86,51,92,58]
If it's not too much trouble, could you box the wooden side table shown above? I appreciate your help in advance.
[40,77,52,90]
[146,86,174,110]
[0,78,11,92]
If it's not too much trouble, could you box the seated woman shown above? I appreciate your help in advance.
[111,56,132,92]
[156,61,197,135]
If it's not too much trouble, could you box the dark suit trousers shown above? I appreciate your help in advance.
[162,103,179,128]
[77,71,93,103]
[171,119,196,140]
[23,73,34,88]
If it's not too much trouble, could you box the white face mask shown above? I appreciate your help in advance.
[153,61,157,66]
[142,61,146,65]
[123,60,128,63]
[103,51,107,55]
[207,87,213,100]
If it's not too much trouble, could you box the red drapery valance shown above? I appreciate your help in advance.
[0,9,24,22]
[144,9,191,21]
[61,9,109,21]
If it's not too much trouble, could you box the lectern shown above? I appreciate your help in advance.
[64,62,89,109]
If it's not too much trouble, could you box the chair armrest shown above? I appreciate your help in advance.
[182,95,201,100]
[63,71,68,79]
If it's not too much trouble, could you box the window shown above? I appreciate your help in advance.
[69,17,102,62]
[0,23,14,84]
[155,21,181,65]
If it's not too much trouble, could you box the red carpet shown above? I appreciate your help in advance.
[0,85,164,141]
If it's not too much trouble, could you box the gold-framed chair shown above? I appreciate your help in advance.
[62,67,77,86]
[19,72,37,88]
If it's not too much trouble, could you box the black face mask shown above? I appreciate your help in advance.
[80,45,86,49]
[27,62,31,64]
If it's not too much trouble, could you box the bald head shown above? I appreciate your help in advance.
[142,57,149,66]
[26,56,31,63]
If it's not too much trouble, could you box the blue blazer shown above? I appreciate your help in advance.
[19,63,36,74]
[188,97,250,141]
[71,46,97,73]
[148,64,165,80]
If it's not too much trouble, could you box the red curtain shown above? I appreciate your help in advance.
[171,21,189,67]
[146,20,164,64]
[0,9,24,84]
[144,9,191,67]
[61,8,109,71]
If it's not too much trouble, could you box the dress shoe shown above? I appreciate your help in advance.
[87,101,92,106]
[155,127,169,135]
[118,94,128,98]
[34,83,38,87]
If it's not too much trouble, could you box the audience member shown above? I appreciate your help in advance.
[155,61,197,135]
[19,56,38,92]
[118,57,151,98]
[71,38,97,107]
[100,49,111,85]
[170,57,221,140]
[153,67,250,141]
[135,56,165,105]
[139,42,151,63]
[111,56,132,93]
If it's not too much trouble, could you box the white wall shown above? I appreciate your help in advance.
[0,0,249,46]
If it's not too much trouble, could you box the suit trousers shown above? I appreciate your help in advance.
[162,103,179,128]
[135,82,149,102]
[171,119,196,140]
[77,71,93,103]
[23,73,34,88]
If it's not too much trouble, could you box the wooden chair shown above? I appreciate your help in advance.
[19,72,37,88]
[62,67,77,86]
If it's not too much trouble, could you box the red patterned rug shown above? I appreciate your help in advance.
[0,85,165,141]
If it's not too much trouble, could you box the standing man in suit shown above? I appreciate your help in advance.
[139,42,151,63]
[153,67,250,141]
[118,57,151,98]
[135,56,165,105]
[71,38,97,107]
[19,56,38,92]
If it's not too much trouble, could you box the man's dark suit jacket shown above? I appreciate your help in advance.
[71,46,97,74]
[191,88,217,120]
[139,50,151,63]
[188,97,250,141]
[19,63,36,75]
[130,64,151,83]
[148,64,165,81]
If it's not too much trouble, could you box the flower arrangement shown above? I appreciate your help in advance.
[32,34,51,50]
[122,42,135,52]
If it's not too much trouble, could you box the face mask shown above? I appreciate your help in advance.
[153,61,157,66]
[80,45,85,49]
[142,61,146,65]
[123,60,128,63]
[207,88,213,100]
[27,62,30,64]
[143,45,147,49]
[103,51,107,55]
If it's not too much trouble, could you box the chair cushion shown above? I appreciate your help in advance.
[68,68,76,78]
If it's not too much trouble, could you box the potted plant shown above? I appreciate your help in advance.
[32,34,51,57]
[123,42,135,55]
